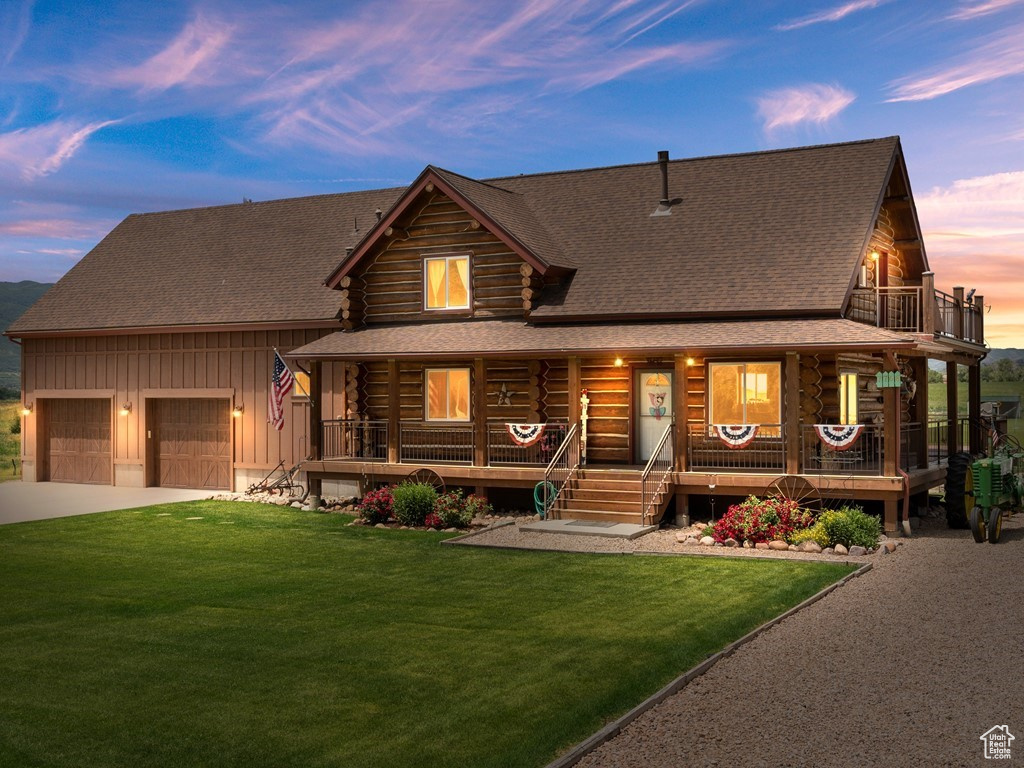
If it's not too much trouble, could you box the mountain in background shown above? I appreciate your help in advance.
[929,348,1022,372]
[1,281,54,393]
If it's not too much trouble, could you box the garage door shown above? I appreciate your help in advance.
[46,399,111,484]
[153,399,230,490]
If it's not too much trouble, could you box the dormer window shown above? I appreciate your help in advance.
[424,254,470,310]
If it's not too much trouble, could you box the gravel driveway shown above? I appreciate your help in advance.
[468,514,1024,767]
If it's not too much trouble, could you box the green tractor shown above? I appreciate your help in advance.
[945,426,1024,543]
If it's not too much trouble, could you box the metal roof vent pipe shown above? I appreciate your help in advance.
[651,150,682,217]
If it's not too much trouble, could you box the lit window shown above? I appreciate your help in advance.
[709,362,782,427]
[839,373,858,424]
[424,255,470,310]
[425,368,470,421]
[293,371,310,399]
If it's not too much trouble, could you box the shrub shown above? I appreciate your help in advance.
[423,512,443,529]
[358,486,393,525]
[433,489,474,529]
[10,417,20,436]
[464,494,493,520]
[818,506,881,549]
[790,525,829,548]
[392,482,438,527]
[712,495,815,544]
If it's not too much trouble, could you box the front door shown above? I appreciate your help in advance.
[635,369,673,462]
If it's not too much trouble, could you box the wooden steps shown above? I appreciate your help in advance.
[552,468,672,524]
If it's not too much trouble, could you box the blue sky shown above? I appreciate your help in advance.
[2,0,1023,345]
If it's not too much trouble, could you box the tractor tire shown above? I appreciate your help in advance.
[988,507,1003,543]
[944,452,973,529]
[969,506,986,543]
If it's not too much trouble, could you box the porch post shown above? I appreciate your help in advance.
[387,359,400,464]
[307,360,323,503]
[883,375,900,533]
[785,353,800,475]
[473,357,487,467]
[946,361,958,456]
[674,353,688,472]
[953,286,965,340]
[568,356,581,428]
[910,356,928,469]
[969,361,982,455]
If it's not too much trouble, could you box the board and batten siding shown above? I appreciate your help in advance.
[21,329,345,487]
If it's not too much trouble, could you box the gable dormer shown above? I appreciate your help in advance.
[325,167,573,330]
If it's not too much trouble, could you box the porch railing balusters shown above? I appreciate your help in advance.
[640,420,675,526]
[486,422,568,466]
[542,424,579,519]
[399,423,474,465]
[321,419,388,461]
[687,424,786,472]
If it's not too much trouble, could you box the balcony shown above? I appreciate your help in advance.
[846,282,983,344]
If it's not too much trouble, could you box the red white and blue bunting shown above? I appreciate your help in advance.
[714,424,759,449]
[506,423,546,447]
[814,424,864,451]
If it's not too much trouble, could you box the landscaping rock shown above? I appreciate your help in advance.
[822,547,834,556]
[755,542,769,551]
[700,536,715,546]
[374,523,386,529]
[675,532,689,543]
[883,540,897,553]
[742,540,753,549]
[848,545,867,556]
[444,527,458,533]
[768,540,789,551]
[797,541,822,554]
[682,537,697,546]
[789,544,798,551]
[724,538,739,548]
[834,543,849,556]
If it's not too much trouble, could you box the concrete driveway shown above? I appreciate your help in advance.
[0,481,211,525]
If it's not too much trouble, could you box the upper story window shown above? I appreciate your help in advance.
[293,370,310,399]
[424,255,470,311]
[708,362,782,426]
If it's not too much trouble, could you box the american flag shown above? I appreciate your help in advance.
[268,350,294,431]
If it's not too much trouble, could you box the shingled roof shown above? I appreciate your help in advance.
[8,137,902,335]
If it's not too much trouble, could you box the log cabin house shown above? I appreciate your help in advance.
[6,137,987,532]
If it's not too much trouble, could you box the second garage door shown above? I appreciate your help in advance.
[152,399,231,490]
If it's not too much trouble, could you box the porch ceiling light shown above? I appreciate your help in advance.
[614,357,624,367]
[120,402,132,416]
[686,357,696,366]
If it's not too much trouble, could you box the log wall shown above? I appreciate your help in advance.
[344,192,530,327]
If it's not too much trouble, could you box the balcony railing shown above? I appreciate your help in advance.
[688,424,786,472]
[847,285,982,344]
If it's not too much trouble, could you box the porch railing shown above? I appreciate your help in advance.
[927,416,971,465]
[399,423,474,465]
[800,424,884,475]
[688,424,785,472]
[321,419,388,461]
[487,422,568,466]
[543,423,580,519]
[640,420,675,526]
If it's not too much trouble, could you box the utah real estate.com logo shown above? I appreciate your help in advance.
[980,725,1014,760]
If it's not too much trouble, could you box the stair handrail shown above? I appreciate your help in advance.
[640,419,675,526]
[542,423,580,519]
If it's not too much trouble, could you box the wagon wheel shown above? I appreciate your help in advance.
[767,475,822,515]
[406,467,446,494]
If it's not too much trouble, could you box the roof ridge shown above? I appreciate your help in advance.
[429,165,516,194]
[482,136,899,184]
[125,185,406,219]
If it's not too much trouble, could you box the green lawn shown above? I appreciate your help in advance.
[0,502,853,768]
[0,400,21,482]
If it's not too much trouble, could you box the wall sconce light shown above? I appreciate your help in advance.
[232,404,244,418]
[21,403,32,416]
[613,357,624,367]
[120,402,132,416]
[685,357,696,367]
[870,250,880,262]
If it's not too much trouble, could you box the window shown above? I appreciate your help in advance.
[424,255,470,310]
[839,372,858,424]
[425,368,470,421]
[709,362,782,426]
[293,370,310,399]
